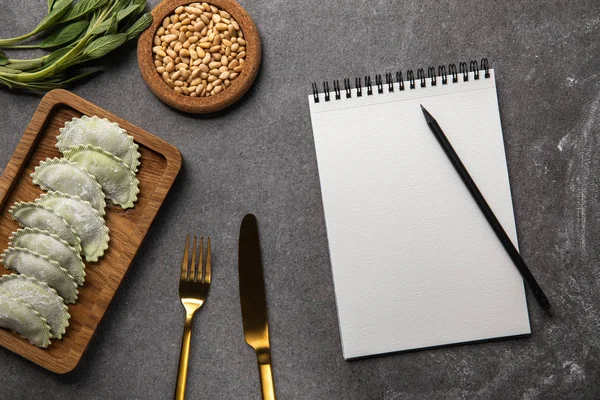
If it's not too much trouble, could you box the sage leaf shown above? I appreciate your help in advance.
[107,14,119,34]
[6,59,44,71]
[34,0,73,33]
[128,0,146,13]
[82,33,127,60]
[110,0,128,16]
[39,20,88,48]
[0,51,8,66]
[42,46,74,66]
[0,76,14,88]
[130,0,146,9]
[62,0,108,23]
[125,12,152,41]
[117,4,141,22]
[48,0,58,11]
[0,66,21,74]
[90,13,118,35]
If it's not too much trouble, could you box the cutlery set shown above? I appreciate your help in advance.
[175,214,275,400]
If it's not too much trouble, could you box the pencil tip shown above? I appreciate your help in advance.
[420,104,432,121]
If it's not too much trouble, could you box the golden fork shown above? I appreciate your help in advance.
[175,234,211,400]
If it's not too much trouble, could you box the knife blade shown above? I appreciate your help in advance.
[238,214,276,400]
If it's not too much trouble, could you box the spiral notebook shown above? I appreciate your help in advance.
[308,60,531,359]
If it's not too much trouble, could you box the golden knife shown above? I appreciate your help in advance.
[238,214,276,400]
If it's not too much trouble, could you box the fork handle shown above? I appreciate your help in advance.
[175,315,194,400]
[257,351,276,400]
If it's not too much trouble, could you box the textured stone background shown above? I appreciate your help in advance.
[0,0,599,399]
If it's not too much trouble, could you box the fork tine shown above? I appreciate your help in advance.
[197,237,204,282]
[204,237,211,284]
[190,236,197,281]
[180,234,190,280]
[195,236,202,282]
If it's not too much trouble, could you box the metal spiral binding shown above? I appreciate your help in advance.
[365,76,373,95]
[311,82,319,103]
[407,70,415,89]
[438,65,447,84]
[344,78,351,98]
[481,58,490,78]
[416,68,426,88]
[311,59,491,103]
[449,64,458,83]
[428,67,437,86]
[469,60,479,79]
[375,74,384,94]
[333,80,341,100]
[396,71,404,90]
[459,62,468,81]
[386,73,394,92]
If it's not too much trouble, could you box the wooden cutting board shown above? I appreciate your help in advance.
[0,89,182,373]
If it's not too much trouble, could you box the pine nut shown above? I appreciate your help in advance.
[163,34,177,43]
[153,3,247,97]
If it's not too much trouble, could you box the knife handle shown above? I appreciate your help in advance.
[257,351,276,400]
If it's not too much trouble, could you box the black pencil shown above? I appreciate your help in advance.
[420,104,551,311]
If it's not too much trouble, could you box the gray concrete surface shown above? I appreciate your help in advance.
[0,0,599,399]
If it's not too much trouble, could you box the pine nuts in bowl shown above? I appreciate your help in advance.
[137,0,261,114]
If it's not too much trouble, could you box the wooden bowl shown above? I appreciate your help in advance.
[137,0,261,114]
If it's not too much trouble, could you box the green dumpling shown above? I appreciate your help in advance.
[57,115,140,172]
[31,158,106,216]
[35,192,110,262]
[63,145,139,209]
[10,227,85,285]
[0,292,51,348]
[2,248,78,304]
[9,202,81,253]
[0,274,70,339]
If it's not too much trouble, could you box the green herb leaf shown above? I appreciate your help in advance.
[34,0,74,33]
[62,0,108,23]
[42,46,74,66]
[107,14,119,34]
[0,76,15,88]
[117,4,141,22]
[39,20,88,48]
[82,33,127,60]
[0,51,8,66]
[0,66,21,74]
[6,59,44,71]
[90,12,118,35]
[128,0,146,12]
[125,12,152,41]
[110,0,128,16]
[48,0,58,11]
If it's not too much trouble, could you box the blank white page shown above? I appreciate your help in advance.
[308,70,530,359]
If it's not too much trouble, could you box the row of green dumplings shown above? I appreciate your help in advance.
[0,116,140,348]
